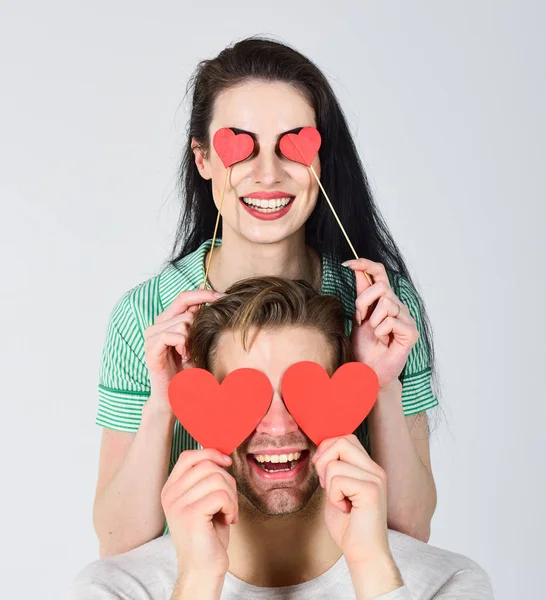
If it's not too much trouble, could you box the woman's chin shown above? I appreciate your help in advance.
[233,223,304,246]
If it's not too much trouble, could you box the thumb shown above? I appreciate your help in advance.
[354,268,372,297]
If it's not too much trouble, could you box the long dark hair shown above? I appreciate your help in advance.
[169,36,441,407]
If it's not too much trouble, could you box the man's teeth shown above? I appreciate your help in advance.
[242,197,292,211]
[254,452,302,463]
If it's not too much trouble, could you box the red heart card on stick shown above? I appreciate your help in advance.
[168,368,273,455]
[281,361,378,446]
[279,126,321,167]
[280,126,366,272]
[213,128,255,168]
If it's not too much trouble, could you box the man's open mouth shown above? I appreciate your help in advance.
[249,450,309,473]
[240,196,295,214]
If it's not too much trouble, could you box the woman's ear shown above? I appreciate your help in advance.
[192,138,212,180]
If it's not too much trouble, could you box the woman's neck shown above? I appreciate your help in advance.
[227,490,342,588]
[205,228,322,293]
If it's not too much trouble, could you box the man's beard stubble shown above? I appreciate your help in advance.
[227,453,321,518]
[235,468,320,517]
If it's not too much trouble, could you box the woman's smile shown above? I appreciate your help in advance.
[240,190,296,220]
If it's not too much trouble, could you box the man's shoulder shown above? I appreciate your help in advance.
[388,530,493,598]
[67,535,177,600]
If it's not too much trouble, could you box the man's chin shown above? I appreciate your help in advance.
[238,478,321,517]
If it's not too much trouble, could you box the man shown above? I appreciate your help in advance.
[68,277,493,599]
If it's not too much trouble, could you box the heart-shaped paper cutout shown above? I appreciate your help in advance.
[168,368,273,455]
[213,128,255,168]
[281,361,378,445]
[279,126,322,167]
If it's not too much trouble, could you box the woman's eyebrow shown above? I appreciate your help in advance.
[230,126,305,140]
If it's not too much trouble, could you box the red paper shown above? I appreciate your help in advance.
[281,361,378,445]
[279,126,321,167]
[168,368,273,455]
[213,128,254,168]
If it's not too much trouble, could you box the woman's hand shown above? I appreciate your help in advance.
[144,289,224,411]
[343,258,419,390]
[161,448,238,580]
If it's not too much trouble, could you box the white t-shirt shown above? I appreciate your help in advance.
[66,530,493,599]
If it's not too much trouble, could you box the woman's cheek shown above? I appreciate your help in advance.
[290,165,320,211]
[229,163,253,189]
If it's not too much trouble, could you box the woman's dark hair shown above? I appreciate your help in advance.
[168,36,441,407]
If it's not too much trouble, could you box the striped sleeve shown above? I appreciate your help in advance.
[395,275,439,416]
[96,290,151,432]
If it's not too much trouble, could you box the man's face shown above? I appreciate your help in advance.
[212,326,334,516]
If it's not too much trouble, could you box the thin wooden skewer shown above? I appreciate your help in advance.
[202,167,230,290]
[308,164,373,286]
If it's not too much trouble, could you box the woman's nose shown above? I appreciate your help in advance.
[255,392,299,436]
[251,146,284,185]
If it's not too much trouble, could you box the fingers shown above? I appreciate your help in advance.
[172,472,239,524]
[313,436,383,481]
[343,258,390,297]
[324,460,380,493]
[187,490,238,526]
[146,290,226,367]
[374,316,419,345]
[328,475,385,514]
[145,331,188,365]
[144,312,197,365]
[312,433,361,464]
[150,311,195,335]
[312,435,387,514]
[155,289,224,325]
[166,449,232,491]
[354,282,398,321]
[366,296,414,329]
[161,449,239,527]
[174,459,238,503]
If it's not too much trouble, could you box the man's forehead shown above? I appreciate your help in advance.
[211,326,334,381]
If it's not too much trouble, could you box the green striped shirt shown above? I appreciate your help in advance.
[98,238,438,465]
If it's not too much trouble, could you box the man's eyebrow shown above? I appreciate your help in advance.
[230,126,305,140]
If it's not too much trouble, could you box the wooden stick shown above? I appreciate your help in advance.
[309,165,373,286]
[202,167,230,290]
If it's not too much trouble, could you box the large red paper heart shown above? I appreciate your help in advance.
[213,128,255,168]
[279,126,322,167]
[281,361,378,445]
[168,368,273,455]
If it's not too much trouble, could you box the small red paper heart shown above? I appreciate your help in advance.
[279,126,322,167]
[281,361,378,446]
[213,128,255,168]
[168,368,273,455]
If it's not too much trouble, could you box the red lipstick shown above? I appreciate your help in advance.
[240,191,296,221]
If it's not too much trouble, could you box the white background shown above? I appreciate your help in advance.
[1,1,544,598]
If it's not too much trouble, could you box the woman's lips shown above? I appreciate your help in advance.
[239,197,295,221]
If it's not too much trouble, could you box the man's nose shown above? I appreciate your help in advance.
[255,392,299,436]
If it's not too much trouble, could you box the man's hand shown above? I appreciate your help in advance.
[312,434,403,597]
[161,448,238,588]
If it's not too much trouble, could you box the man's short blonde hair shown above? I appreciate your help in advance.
[187,276,354,371]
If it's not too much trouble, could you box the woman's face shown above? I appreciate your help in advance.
[194,80,320,245]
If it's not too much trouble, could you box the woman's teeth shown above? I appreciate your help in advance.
[242,197,293,212]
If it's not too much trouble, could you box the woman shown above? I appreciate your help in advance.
[93,37,439,558]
